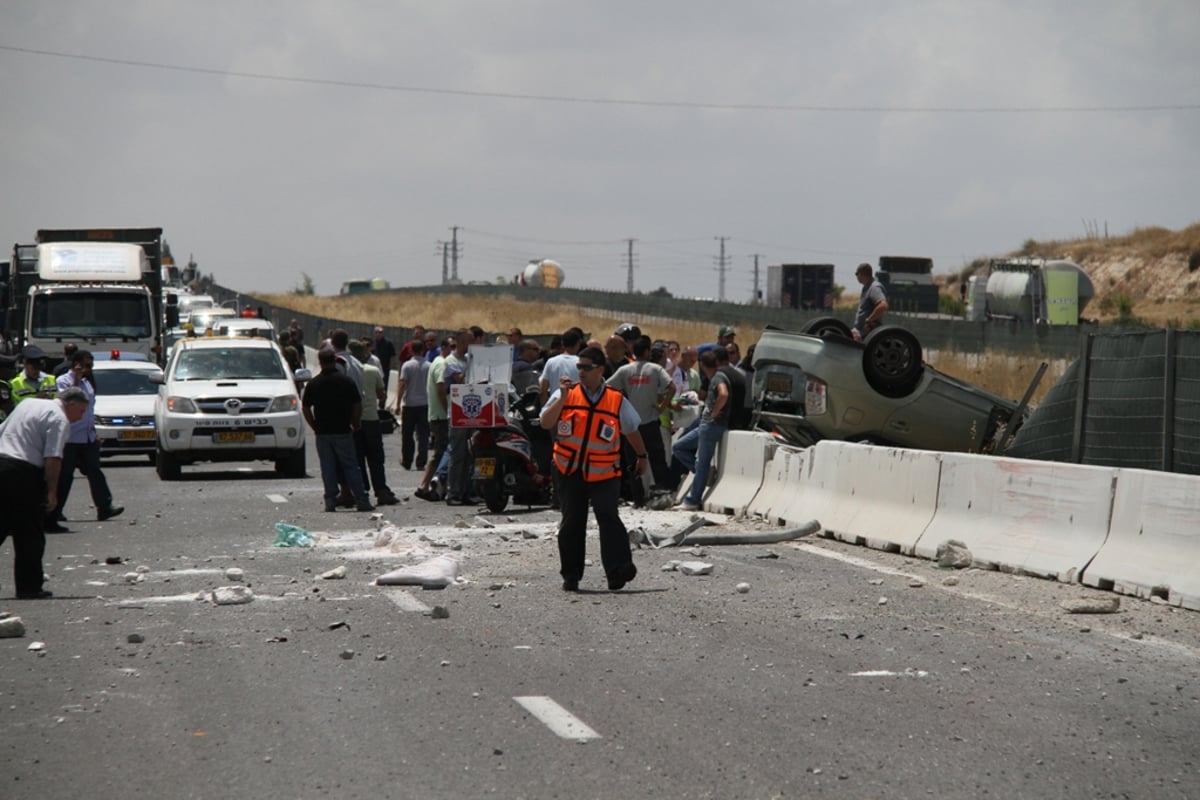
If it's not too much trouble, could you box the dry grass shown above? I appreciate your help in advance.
[259,291,743,351]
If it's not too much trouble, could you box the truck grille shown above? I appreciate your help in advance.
[195,396,273,415]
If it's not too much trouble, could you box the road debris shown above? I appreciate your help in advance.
[376,554,461,588]
[0,616,26,638]
[1061,597,1121,614]
[210,586,255,605]
[936,539,973,568]
[319,566,347,580]
[273,522,313,547]
[225,567,245,582]
[735,582,750,594]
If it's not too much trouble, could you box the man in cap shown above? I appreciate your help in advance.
[852,263,888,341]
[9,345,56,405]
[697,326,736,357]
[0,386,90,598]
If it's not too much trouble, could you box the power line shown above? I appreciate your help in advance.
[3,43,1197,114]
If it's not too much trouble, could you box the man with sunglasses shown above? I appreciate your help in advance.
[541,346,648,592]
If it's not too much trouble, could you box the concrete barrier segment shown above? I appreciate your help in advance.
[1082,468,1200,610]
[809,442,942,555]
[915,454,1116,582]
[703,431,778,517]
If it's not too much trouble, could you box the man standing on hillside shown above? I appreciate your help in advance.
[853,262,888,341]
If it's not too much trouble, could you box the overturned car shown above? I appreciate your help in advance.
[751,318,1029,453]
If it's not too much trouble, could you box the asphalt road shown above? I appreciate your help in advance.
[2,430,1198,800]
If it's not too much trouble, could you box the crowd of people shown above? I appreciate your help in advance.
[297,318,763,592]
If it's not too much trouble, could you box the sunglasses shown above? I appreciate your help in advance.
[577,363,601,372]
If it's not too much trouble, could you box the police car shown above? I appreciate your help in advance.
[92,351,163,462]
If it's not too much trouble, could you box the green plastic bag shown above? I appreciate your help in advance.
[273,522,313,547]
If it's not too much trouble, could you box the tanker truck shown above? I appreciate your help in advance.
[965,258,1094,326]
[516,259,564,288]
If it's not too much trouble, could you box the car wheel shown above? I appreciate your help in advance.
[862,326,924,397]
[275,450,306,479]
[801,317,853,339]
[156,448,181,481]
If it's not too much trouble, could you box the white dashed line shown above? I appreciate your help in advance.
[266,494,289,504]
[514,696,601,741]
[382,589,432,613]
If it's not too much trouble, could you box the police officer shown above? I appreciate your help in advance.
[541,346,648,592]
[0,387,89,598]
[9,346,56,404]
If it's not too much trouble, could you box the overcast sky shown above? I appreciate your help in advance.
[2,1,1197,300]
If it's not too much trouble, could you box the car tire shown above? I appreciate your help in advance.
[862,326,924,397]
[801,317,853,339]
[156,448,182,481]
[276,450,306,479]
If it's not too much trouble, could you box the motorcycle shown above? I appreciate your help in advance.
[469,377,555,513]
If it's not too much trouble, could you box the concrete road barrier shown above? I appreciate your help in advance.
[703,431,777,517]
[746,444,813,526]
[813,442,942,554]
[1082,468,1200,610]
[915,454,1117,582]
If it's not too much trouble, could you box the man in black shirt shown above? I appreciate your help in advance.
[302,349,373,512]
[713,346,750,430]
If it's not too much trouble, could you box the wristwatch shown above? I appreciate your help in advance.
[636,453,648,459]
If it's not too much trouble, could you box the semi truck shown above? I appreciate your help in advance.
[765,263,835,310]
[1,227,178,365]
[965,258,1095,326]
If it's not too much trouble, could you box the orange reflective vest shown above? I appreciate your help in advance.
[552,384,624,481]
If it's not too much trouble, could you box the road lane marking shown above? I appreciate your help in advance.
[851,669,929,678]
[383,589,432,613]
[514,696,601,741]
[266,493,289,503]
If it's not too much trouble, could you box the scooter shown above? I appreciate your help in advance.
[469,382,554,512]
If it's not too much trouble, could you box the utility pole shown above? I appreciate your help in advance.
[625,238,637,293]
[436,241,449,285]
[449,226,461,283]
[750,254,763,303]
[714,236,730,302]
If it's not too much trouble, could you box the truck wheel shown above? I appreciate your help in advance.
[480,480,508,513]
[275,450,306,479]
[801,317,852,339]
[156,448,182,481]
[862,326,924,397]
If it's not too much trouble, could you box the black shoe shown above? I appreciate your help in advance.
[44,522,71,534]
[324,504,337,512]
[446,498,465,507]
[355,501,376,512]
[376,493,400,506]
[607,562,638,591]
[16,589,53,599]
[562,578,579,592]
[413,487,435,501]
[98,505,124,522]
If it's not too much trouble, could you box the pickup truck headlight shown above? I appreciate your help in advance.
[268,395,299,413]
[804,378,828,416]
[166,396,198,413]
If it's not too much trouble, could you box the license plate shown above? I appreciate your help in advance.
[765,373,793,394]
[474,457,496,477]
[119,430,156,441]
[213,431,256,443]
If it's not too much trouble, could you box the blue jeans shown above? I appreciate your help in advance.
[316,433,368,508]
[672,422,726,505]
